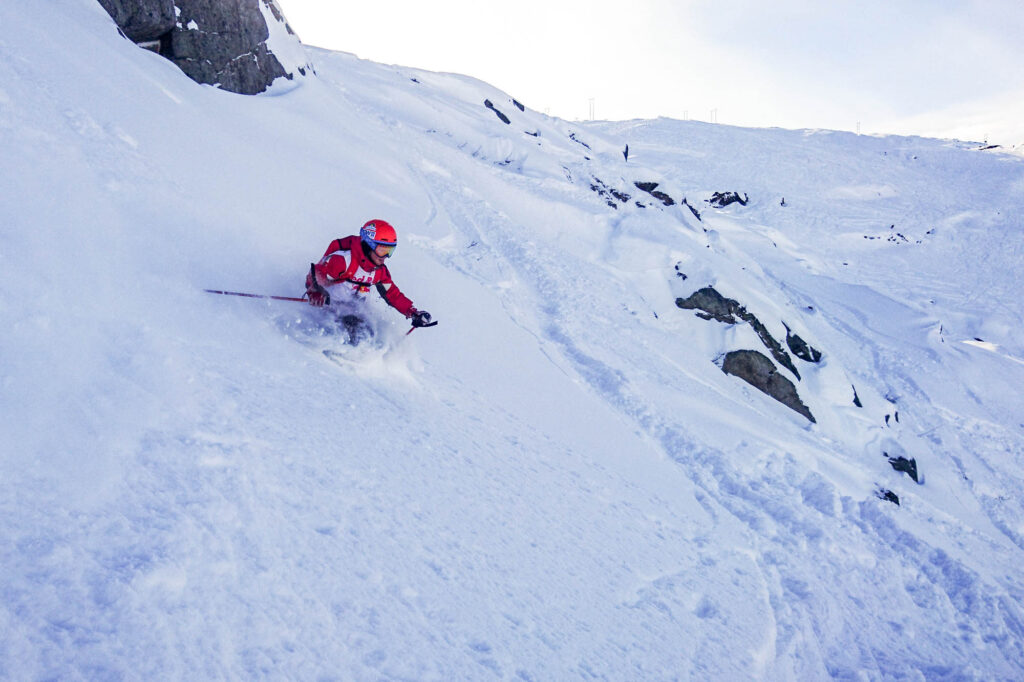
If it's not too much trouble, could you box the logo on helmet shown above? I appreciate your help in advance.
[361,219,396,248]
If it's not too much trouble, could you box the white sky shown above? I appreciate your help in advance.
[278,0,1024,144]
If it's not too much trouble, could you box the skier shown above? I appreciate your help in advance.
[305,219,434,339]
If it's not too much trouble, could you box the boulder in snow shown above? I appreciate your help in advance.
[721,350,815,423]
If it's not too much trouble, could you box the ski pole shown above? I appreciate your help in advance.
[204,289,308,303]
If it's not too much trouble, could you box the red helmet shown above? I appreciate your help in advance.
[360,219,397,249]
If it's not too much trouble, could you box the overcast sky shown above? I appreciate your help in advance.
[278,0,1024,144]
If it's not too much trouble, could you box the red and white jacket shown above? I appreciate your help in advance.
[312,236,416,317]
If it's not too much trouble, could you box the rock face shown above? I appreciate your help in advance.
[98,0,308,94]
[168,0,289,94]
[97,0,175,41]
[721,350,816,423]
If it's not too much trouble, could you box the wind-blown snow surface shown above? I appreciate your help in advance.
[3,1,1024,679]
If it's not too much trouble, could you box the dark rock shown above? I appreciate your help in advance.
[512,99,525,112]
[102,0,305,95]
[853,385,863,407]
[721,350,815,422]
[681,198,702,221]
[623,144,629,162]
[589,177,628,208]
[589,185,617,209]
[677,287,740,324]
[170,0,269,62]
[569,132,591,150]
[652,189,676,206]
[876,489,900,505]
[98,0,176,41]
[887,455,919,483]
[677,287,800,379]
[176,38,289,95]
[609,187,631,203]
[784,325,822,363]
[633,181,675,206]
[708,191,749,208]
[484,100,511,124]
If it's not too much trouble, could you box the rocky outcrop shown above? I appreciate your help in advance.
[634,182,675,207]
[875,488,900,505]
[784,324,822,364]
[589,177,630,209]
[721,350,815,423]
[675,286,822,422]
[887,455,919,483]
[484,99,511,125]
[681,198,702,221]
[708,191,749,208]
[98,0,309,95]
[676,287,801,379]
[168,0,288,95]
[98,0,175,41]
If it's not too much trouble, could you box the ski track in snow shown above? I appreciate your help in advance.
[3,3,1024,679]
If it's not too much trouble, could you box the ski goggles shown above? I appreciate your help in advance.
[373,242,396,258]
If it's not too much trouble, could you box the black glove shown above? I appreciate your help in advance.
[411,310,436,328]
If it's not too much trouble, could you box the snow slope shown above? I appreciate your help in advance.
[3,1,1024,679]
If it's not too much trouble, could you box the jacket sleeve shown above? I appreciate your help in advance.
[375,271,415,317]
[320,238,345,260]
[317,238,353,281]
